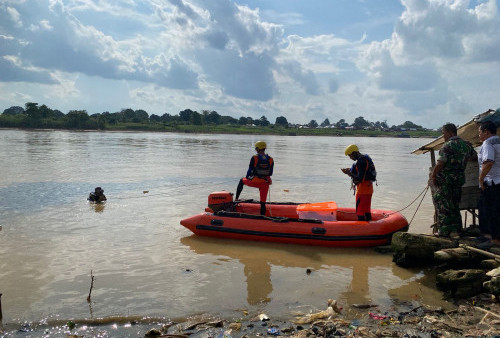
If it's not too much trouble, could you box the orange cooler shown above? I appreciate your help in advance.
[297,201,337,221]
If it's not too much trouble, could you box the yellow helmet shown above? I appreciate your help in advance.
[255,141,267,150]
[344,144,359,156]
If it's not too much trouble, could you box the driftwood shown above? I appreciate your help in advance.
[434,247,483,267]
[391,232,457,267]
[459,244,500,261]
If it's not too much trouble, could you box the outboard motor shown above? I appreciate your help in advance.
[208,191,234,212]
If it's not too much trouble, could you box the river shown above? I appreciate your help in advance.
[0,129,453,334]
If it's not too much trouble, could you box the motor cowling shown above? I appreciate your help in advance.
[208,191,234,212]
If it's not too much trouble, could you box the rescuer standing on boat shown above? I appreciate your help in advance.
[341,144,377,221]
[235,141,274,215]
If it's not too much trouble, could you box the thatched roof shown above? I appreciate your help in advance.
[412,109,500,155]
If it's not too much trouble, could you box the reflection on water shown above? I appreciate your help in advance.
[0,129,451,327]
[180,235,452,316]
[90,203,106,213]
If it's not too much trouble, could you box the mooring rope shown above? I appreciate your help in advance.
[407,185,430,225]
[108,178,236,201]
[385,184,430,225]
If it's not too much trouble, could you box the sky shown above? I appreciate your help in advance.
[1,0,499,128]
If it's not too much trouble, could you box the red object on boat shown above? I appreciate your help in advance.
[180,191,409,247]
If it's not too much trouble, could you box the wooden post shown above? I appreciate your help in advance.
[429,150,437,224]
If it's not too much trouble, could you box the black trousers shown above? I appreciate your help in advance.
[478,183,500,239]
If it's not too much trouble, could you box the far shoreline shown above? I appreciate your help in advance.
[0,126,440,139]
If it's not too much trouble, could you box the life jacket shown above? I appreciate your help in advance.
[353,155,376,183]
[361,155,377,181]
[252,154,273,178]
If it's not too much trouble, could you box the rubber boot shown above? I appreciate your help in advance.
[235,179,244,200]
[357,215,366,221]
[260,202,266,216]
[365,213,372,221]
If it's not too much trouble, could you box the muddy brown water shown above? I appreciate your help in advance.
[0,129,457,335]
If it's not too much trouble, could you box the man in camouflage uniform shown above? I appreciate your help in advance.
[430,123,476,237]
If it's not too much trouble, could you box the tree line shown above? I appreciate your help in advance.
[0,102,425,131]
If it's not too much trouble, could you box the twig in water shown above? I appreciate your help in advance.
[87,270,95,303]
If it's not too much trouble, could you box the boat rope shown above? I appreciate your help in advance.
[386,184,430,225]
[108,178,236,200]
[407,185,430,226]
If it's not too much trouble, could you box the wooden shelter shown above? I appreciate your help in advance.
[412,109,500,227]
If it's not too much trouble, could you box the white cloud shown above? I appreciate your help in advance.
[356,0,500,125]
[280,60,321,95]
[6,6,22,27]
[0,0,499,128]
[328,78,339,93]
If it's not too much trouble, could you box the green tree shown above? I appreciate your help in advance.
[220,115,238,125]
[401,121,422,129]
[66,110,90,128]
[39,104,53,119]
[120,108,136,122]
[106,112,119,124]
[308,120,318,128]
[25,102,41,119]
[238,116,249,125]
[161,113,174,123]
[179,109,194,122]
[135,109,149,122]
[190,111,202,125]
[374,120,389,129]
[96,115,106,129]
[53,110,64,119]
[335,118,348,128]
[275,116,288,127]
[320,118,330,127]
[257,115,270,127]
[204,110,221,125]
[352,116,370,129]
[150,114,161,122]
[3,106,24,115]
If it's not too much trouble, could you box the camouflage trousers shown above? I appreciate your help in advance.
[431,182,462,235]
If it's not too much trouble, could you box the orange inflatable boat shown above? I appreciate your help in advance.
[180,191,409,247]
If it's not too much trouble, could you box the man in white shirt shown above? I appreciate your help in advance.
[478,121,500,246]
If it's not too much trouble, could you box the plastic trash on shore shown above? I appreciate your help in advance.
[259,314,270,321]
[217,330,232,338]
[369,312,388,320]
[267,327,280,335]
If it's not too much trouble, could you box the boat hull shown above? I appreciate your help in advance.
[180,202,408,247]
